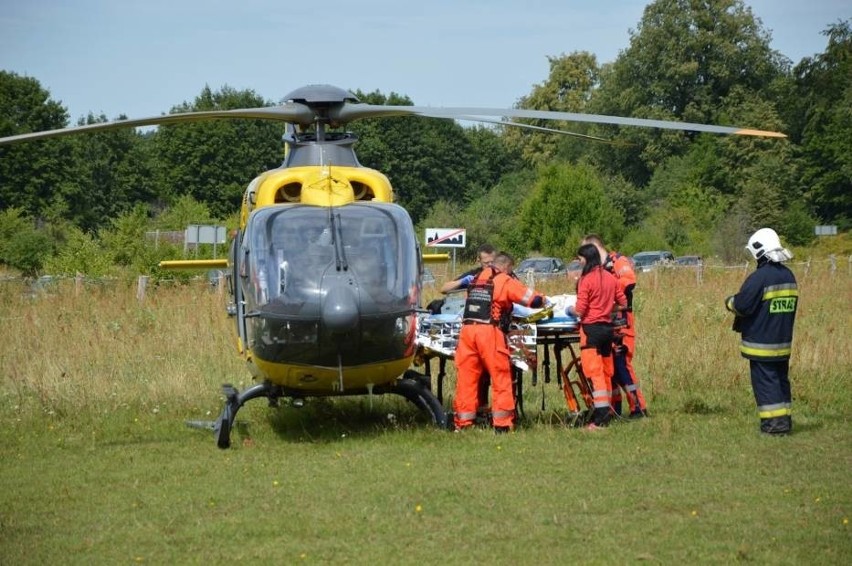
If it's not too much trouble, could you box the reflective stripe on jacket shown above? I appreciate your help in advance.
[730,262,798,361]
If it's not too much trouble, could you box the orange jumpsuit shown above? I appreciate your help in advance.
[608,252,647,415]
[453,268,544,430]
[574,266,626,426]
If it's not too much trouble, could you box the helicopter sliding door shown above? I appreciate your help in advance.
[241,203,420,369]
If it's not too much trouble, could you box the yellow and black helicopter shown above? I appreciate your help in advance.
[0,84,785,447]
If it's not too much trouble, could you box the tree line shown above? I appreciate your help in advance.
[0,0,849,277]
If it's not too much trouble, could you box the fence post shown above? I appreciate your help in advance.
[829,254,836,276]
[75,272,84,296]
[217,272,225,298]
[137,275,148,303]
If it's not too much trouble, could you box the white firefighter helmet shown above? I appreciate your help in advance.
[746,228,792,262]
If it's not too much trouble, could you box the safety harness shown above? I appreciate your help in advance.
[462,269,511,332]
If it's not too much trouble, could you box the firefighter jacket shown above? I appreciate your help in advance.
[726,261,798,361]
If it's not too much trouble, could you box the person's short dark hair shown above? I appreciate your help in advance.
[477,243,496,255]
[577,243,601,276]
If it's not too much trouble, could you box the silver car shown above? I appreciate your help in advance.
[632,251,674,273]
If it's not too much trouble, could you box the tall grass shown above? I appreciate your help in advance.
[0,278,245,422]
[1,263,849,424]
[0,267,850,564]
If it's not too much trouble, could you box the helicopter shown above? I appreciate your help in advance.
[0,84,786,448]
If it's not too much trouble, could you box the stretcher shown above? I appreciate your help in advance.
[414,294,595,425]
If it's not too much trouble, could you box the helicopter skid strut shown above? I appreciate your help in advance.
[201,373,447,449]
[212,382,282,449]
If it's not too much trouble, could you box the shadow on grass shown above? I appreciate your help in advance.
[681,398,727,415]
[787,417,824,434]
[241,396,446,445]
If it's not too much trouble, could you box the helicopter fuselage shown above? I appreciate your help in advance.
[231,156,423,396]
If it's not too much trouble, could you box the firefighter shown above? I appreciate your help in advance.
[567,244,627,429]
[453,252,545,433]
[581,234,648,417]
[725,228,798,435]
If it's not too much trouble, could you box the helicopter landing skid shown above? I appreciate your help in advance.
[196,374,447,449]
[212,382,281,449]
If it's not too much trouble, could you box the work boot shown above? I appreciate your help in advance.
[591,407,611,427]
[629,409,649,419]
[494,426,511,435]
[760,416,791,435]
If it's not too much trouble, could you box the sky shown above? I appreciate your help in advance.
[1,0,849,123]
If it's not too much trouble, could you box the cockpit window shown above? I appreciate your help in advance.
[243,203,418,314]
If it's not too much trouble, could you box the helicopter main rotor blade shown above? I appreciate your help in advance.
[453,115,616,144]
[333,104,787,138]
[0,103,316,145]
[0,82,787,146]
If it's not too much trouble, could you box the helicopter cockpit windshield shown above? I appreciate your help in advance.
[241,203,421,366]
[245,203,418,311]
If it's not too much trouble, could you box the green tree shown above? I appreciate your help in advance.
[151,85,284,218]
[0,209,55,276]
[42,225,114,277]
[350,90,486,224]
[588,0,785,186]
[0,71,76,221]
[417,170,537,261]
[154,194,214,230]
[784,20,852,226]
[464,170,537,257]
[508,163,623,258]
[59,113,157,232]
[99,204,186,275]
[780,201,818,246]
[503,52,601,167]
[462,125,524,201]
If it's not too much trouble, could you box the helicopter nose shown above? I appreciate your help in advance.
[321,277,359,333]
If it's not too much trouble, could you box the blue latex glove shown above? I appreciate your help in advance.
[459,274,475,287]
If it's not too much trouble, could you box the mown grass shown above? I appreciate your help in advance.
[0,266,850,564]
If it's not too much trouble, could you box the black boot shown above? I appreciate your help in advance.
[760,416,791,435]
[592,407,611,427]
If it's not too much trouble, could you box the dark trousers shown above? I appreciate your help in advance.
[749,360,791,408]
[749,360,792,433]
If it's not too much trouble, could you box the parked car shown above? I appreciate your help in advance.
[675,255,703,267]
[631,250,675,273]
[516,256,568,279]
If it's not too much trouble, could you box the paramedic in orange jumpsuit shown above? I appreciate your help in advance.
[567,244,627,428]
[453,253,545,433]
[582,234,648,417]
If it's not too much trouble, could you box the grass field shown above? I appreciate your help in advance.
[0,264,850,564]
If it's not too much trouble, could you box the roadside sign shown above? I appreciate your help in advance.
[425,228,466,248]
